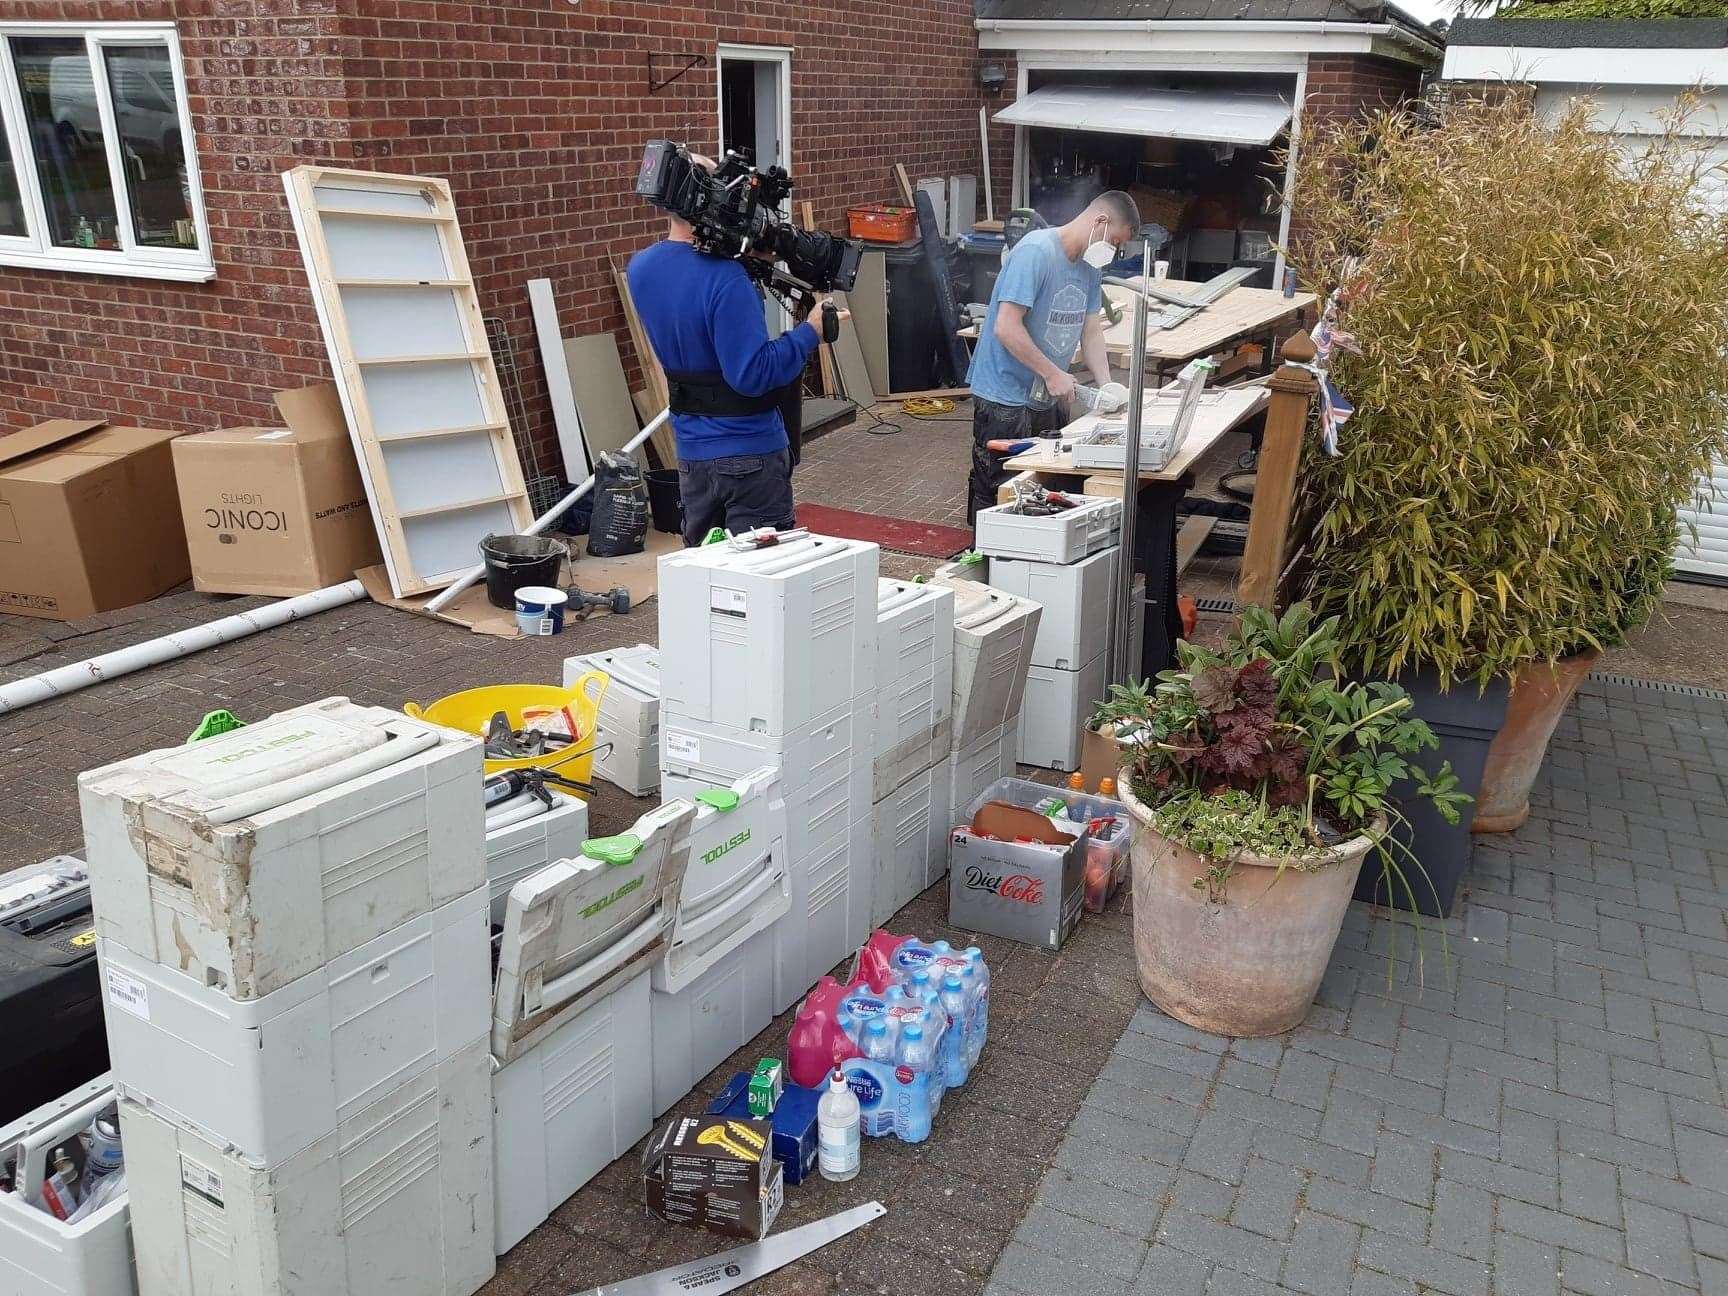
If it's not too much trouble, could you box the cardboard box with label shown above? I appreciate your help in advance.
[947,777,1088,952]
[642,1114,783,1241]
[172,385,380,597]
[0,418,190,621]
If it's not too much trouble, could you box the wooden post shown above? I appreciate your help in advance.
[800,199,837,397]
[1237,331,1319,612]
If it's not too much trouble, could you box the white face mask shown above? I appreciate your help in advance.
[1082,223,1117,270]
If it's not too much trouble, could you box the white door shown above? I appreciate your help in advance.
[717,45,792,335]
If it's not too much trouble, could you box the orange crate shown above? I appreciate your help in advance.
[847,202,918,243]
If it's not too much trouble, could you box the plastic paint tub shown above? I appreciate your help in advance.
[513,586,568,636]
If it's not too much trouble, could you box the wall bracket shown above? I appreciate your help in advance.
[648,52,707,94]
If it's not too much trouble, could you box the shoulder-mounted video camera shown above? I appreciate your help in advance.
[634,139,861,309]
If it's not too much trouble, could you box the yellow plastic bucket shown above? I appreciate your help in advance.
[405,670,609,790]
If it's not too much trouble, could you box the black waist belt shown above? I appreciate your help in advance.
[665,369,783,417]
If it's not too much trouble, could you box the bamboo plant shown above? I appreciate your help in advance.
[1283,93,1728,686]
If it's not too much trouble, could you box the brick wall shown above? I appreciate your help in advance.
[1302,53,1426,129]
[1,0,993,476]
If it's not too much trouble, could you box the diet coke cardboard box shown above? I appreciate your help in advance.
[947,777,1087,951]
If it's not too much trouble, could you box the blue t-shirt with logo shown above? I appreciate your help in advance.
[966,227,1102,408]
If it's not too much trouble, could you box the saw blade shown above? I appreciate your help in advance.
[576,1201,887,1296]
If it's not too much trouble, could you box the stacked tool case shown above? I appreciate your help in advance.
[563,644,662,797]
[657,532,880,1013]
[483,789,589,928]
[933,577,1042,824]
[869,580,956,925]
[78,698,496,1296]
[974,497,1122,770]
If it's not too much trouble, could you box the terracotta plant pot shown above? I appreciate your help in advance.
[1472,649,1600,834]
[1120,779,1378,1037]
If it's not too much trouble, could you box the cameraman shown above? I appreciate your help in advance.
[628,154,847,546]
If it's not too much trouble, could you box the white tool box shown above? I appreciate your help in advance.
[483,790,589,928]
[648,928,774,1117]
[871,761,954,926]
[0,1075,135,1296]
[563,644,661,797]
[937,579,1042,752]
[658,532,879,737]
[654,769,789,997]
[99,884,490,1169]
[490,800,693,1254]
[79,698,485,1000]
[873,580,955,801]
[661,694,874,1013]
[973,495,1120,564]
[1017,650,1110,772]
[946,722,1015,828]
[986,545,1118,671]
[120,1037,494,1296]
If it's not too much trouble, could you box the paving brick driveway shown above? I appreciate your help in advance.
[990,677,1728,1296]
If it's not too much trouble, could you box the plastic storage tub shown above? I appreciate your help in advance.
[973,496,1121,564]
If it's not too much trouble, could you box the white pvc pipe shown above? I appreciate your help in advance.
[425,409,669,615]
[0,580,367,716]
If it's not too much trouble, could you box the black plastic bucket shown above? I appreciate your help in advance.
[645,469,683,535]
[479,534,569,610]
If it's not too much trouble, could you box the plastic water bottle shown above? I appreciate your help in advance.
[940,973,972,1087]
[897,1023,935,1143]
[818,1067,861,1181]
[965,946,990,1064]
[861,1016,895,1063]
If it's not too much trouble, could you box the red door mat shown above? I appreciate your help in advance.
[795,504,973,559]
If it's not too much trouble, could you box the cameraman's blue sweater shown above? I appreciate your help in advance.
[627,241,820,462]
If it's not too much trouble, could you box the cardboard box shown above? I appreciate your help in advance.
[171,384,380,597]
[0,418,190,621]
[707,1071,821,1186]
[643,1115,783,1240]
[947,777,1088,952]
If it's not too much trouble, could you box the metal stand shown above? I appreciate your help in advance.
[1111,240,1149,688]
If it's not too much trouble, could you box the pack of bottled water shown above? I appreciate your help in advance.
[787,931,990,1143]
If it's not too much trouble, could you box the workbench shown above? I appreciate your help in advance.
[1003,384,1270,680]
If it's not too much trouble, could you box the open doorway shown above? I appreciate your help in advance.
[717,44,791,332]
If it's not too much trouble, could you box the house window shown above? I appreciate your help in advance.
[0,24,212,281]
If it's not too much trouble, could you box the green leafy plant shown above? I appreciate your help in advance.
[1284,93,1728,686]
[1110,604,1468,912]
[1493,0,1728,17]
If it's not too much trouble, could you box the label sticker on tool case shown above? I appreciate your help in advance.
[710,588,747,617]
[180,1154,224,1207]
[105,967,151,1021]
[665,732,702,763]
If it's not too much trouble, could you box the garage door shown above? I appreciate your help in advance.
[1615,133,1728,582]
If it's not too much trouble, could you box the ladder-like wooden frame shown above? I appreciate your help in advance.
[283,165,534,597]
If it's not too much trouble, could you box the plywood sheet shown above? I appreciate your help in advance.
[1099,279,1317,364]
[847,253,890,399]
[610,258,677,467]
[564,333,647,469]
[283,165,533,597]
[829,292,877,407]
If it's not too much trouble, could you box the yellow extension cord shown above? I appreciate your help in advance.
[900,397,956,418]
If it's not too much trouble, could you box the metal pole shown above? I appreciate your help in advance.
[1112,252,1149,686]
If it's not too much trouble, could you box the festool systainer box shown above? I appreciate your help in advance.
[0,1073,136,1296]
[483,790,589,928]
[79,697,484,1000]
[986,545,1118,671]
[564,644,661,797]
[489,800,693,1254]
[873,580,954,801]
[99,886,490,1168]
[973,495,1120,564]
[120,1037,494,1296]
[870,760,954,926]
[1017,649,1110,772]
[936,578,1041,752]
[657,533,879,737]
[648,928,775,1117]
[946,722,1015,829]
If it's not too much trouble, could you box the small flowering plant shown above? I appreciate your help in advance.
[1095,603,1468,906]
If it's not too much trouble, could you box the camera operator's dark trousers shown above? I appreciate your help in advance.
[968,396,1068,523]
[679,449,797,547]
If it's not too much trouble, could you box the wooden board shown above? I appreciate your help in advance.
[528,278,589,483]
[800,199,837,396]
[1002,386,1269,483]
[610,257,677,466]
[283,164,534,597]
[564,333,647,470]
[829,292,877,407]
[846,252,891,399]
[894,162,917,207]
[1099,279,1317,364]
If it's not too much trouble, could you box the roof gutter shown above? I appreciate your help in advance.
[973,17,1443,59]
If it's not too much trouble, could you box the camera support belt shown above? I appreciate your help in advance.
[665,369,784,418]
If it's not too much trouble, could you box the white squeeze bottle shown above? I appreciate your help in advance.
[818,1067,861,1181]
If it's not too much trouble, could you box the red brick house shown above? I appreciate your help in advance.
[0,2,1436,472]
[0,1,994,470]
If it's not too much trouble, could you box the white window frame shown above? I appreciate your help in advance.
[0,21,213,282]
